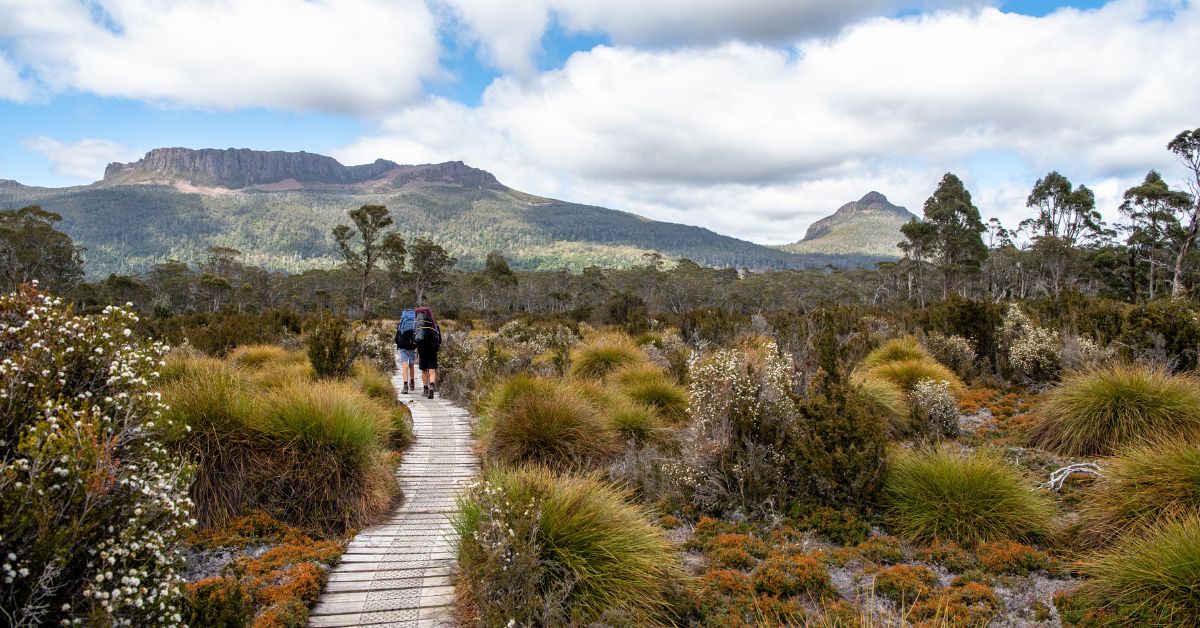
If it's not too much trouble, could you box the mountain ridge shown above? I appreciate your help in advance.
[3,147,888,276]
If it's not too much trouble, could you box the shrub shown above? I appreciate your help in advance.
[872,564,938,604]
[676,345,887,517]
[1119,298,1200,371]
[856,535,904,565]
[976,540,1053,576]
[252,381,397,531]
[1027,365,1200,456]
[789,382,890,513]
[482,385,618,471]
[910,378,961,439]
[751,552,831,598]
[861,336,932,369]
[914,540,977,573]
[1077,439,1200,545]
[924,332,977,378]
[1009,326,1064,385]
[882,447,1054,546]
[910,579,999,626]
[185,577,254,628]
[612,366,689,423]
[1076,515,1200,626]
[454,466,684,625]
[788,505,872,545]
[306,315,355,379]
[1062,333,1114,372]
[708,533,769,562]
[0,289,192,625]
[858,358,966,397]
[568,333,646,380]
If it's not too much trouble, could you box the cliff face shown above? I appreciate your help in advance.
[101,147,501,189]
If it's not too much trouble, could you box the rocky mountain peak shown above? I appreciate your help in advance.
[101,147,501,190]
[802,191,916,242]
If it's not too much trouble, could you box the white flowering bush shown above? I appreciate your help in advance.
[910,378,960,439]
[352,320,395,374]
[1061,333,1114,372]
[0,286,194,626]
[640,329,692,384]
[1009,327,1063,385]
[923,332,977,378]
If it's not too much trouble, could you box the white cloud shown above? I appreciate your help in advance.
[439,0,985,76]
[0,0,442,114]
[21,136,138,181]
[339,1,1200,243]
[0,51,31,101]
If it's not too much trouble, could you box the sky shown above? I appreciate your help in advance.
[0,0,1196,245]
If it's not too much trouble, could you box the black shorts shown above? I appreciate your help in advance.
[417,348,439,370]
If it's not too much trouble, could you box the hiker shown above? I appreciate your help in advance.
[393,308,418,394]
[413,306,442,399]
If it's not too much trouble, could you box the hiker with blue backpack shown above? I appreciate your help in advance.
[394,308,418,394]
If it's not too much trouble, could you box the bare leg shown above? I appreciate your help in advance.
[428,369,437,385]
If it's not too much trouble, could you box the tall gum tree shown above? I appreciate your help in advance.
[332,204,406,317]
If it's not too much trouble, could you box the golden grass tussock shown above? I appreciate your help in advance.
[1028,364,1200,456]
[568,333,649,380]
[228,344,305,370]
[1077,438,1200,545]
[856,358,966,398]
[860,336,933,370]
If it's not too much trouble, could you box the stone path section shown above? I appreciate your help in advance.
[310,379,477,628]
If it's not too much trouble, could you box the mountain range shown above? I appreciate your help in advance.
[0,148,908,276]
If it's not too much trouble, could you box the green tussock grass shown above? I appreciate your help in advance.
[247,361,314,389]
[482,385,618,470]
[1078,439,1200,545]
[476,374,559,437]
[612,366,689,424]
[1028,365,1200,456]
[160,357,256,440]
[228,344,304,369]
[606,401,665,443]
[882,447,1054,546]
[857,359,965,397]
[856,375,910,436]
[569,334,647,380]
[390,403,414,450]
[861,336,932,369]
[1077,515,1200,626]
[255,380,393,461]
[454,466,685,624]
[158,353,229,385]
[352,361,397,402]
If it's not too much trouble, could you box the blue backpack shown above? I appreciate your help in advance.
[394,309,417,350]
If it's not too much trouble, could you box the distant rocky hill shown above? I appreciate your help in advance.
[777,191,917,259]
[1,148,883,276]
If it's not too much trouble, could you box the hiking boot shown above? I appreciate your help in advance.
[426,387,435,399]
[429,383,437,399]
[401,381,409,394]
[409,380,416,391]
[422,385,428,397]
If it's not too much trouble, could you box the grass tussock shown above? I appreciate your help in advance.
[606,401,665,443]
[352,361,397,402]
[856,375,910,436]
[1077,515,1200,626]
[882,447,1054,546]
[228,344,304,370]
[1077,439,1200,545]
[857,358,966,397]
[454,466,685,625]
[612,366,689,423]
[1028,365,1200,456]
[482,384,618,470]
[861,336,932,369]
[161,349,401,532]
[569,334,647,380]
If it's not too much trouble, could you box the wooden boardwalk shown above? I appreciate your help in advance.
[310,381,477,627]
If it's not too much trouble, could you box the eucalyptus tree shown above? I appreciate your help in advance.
[1020,171,1107,297]
[1164,128,1200,296]
[0,205,84,293]
[1120,171,1192,298]
[332,204,406,316]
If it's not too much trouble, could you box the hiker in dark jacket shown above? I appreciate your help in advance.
[413,306,442,399]
[393,308,418,394]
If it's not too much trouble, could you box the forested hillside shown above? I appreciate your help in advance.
[0,149,883,275]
